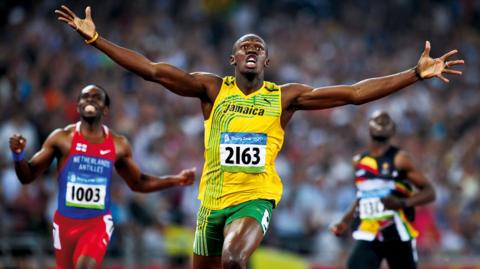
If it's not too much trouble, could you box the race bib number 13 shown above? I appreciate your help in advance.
[220,132,267,173]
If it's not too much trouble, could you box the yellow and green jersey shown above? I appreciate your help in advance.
[198,76,284,210]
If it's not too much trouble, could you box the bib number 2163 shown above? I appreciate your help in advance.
[220,132,266,173]
[224,146,261,165]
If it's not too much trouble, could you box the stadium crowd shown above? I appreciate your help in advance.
[0,0,479,267]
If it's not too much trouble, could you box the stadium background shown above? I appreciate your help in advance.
[0,0,478,268]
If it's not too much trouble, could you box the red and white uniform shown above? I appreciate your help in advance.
[53,122,115,268]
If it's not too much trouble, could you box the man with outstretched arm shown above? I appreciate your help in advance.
[10,85,195,269]
[55,6,463,269]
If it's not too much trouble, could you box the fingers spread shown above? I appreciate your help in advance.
[437,74,449,83]
[57,16,71,24]
[443,69,462,75]
[86,6,92,20]
[57,17,77,29]
[55,9,73,20]
[447,59,465,66]
[421,40,431,57]
[440,49,458,60]
[61,5,77,18]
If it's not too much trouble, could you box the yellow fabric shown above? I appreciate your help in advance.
[359,156,378,171]
[163,225,195,256]
[251,247,309,269]
[399,209,419,238]
[358,219,381,234]
[198,76,284,210]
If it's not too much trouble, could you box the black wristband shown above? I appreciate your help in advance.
[414,66,423,80]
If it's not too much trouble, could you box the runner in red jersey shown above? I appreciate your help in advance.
[9,85,196,269]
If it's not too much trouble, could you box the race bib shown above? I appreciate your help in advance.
[359,197,394,220]
[220,132,267,173]
[65,172,107,209]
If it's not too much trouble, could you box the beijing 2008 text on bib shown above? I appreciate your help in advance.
[220,132,267,173]
[199,77,285,210]
[65,171,108,209]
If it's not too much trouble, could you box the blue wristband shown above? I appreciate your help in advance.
[12,150,26,162]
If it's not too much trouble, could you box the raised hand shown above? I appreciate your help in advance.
[416,41,464,83]
[55,5,96,40]
[175,167,196,186]
[9,134,27,154]
[329,221,349,237]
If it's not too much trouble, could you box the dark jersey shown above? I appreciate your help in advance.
[352,146,418,242]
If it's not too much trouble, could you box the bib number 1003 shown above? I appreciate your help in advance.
[66,182,106,209]
[224,146,261,165]
[71,185,101,203]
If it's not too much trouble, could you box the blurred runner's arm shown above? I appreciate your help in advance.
[330,199,358,236]
[382,151,436,210]
[113,136,195,192]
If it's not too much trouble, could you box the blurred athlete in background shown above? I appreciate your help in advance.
[330,111,436,269]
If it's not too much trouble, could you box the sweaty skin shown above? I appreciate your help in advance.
[10,85,196,269]
[55,6,463,269]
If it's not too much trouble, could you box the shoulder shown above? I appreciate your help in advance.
[110,130,131,157]
[278,83,313,109]
[280,83,313,93]
[190,72,224,101]
[191,72,223,80]
[394,149,414,170]
[40,124,75,152]
[110,130,130,148]
[190,72,223,87]
[264,80,281,92]
[47,124,75,141]
[352,153,363,166]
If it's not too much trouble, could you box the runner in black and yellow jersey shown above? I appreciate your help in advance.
[330,111,436,269]
[56,5,463,269]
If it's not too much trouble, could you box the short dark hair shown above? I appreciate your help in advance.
[95,84,111,108]
[232,33,268,55]
[77,84,111,107]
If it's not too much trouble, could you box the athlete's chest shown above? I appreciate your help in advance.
[59,134,115,210]
[355,154,399,181]
[60,128,115,169]
[212,92,281,128]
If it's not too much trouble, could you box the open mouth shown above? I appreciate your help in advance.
[245,55,257,68]
[84,104,97,113]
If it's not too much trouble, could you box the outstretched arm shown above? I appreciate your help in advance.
[284,41,464,110]
[9,131,60,184]
[114,136,195,193]
[330,199,358,237]
[55,5,221,98]
[381,151,436,210]
[330,156,361,236]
